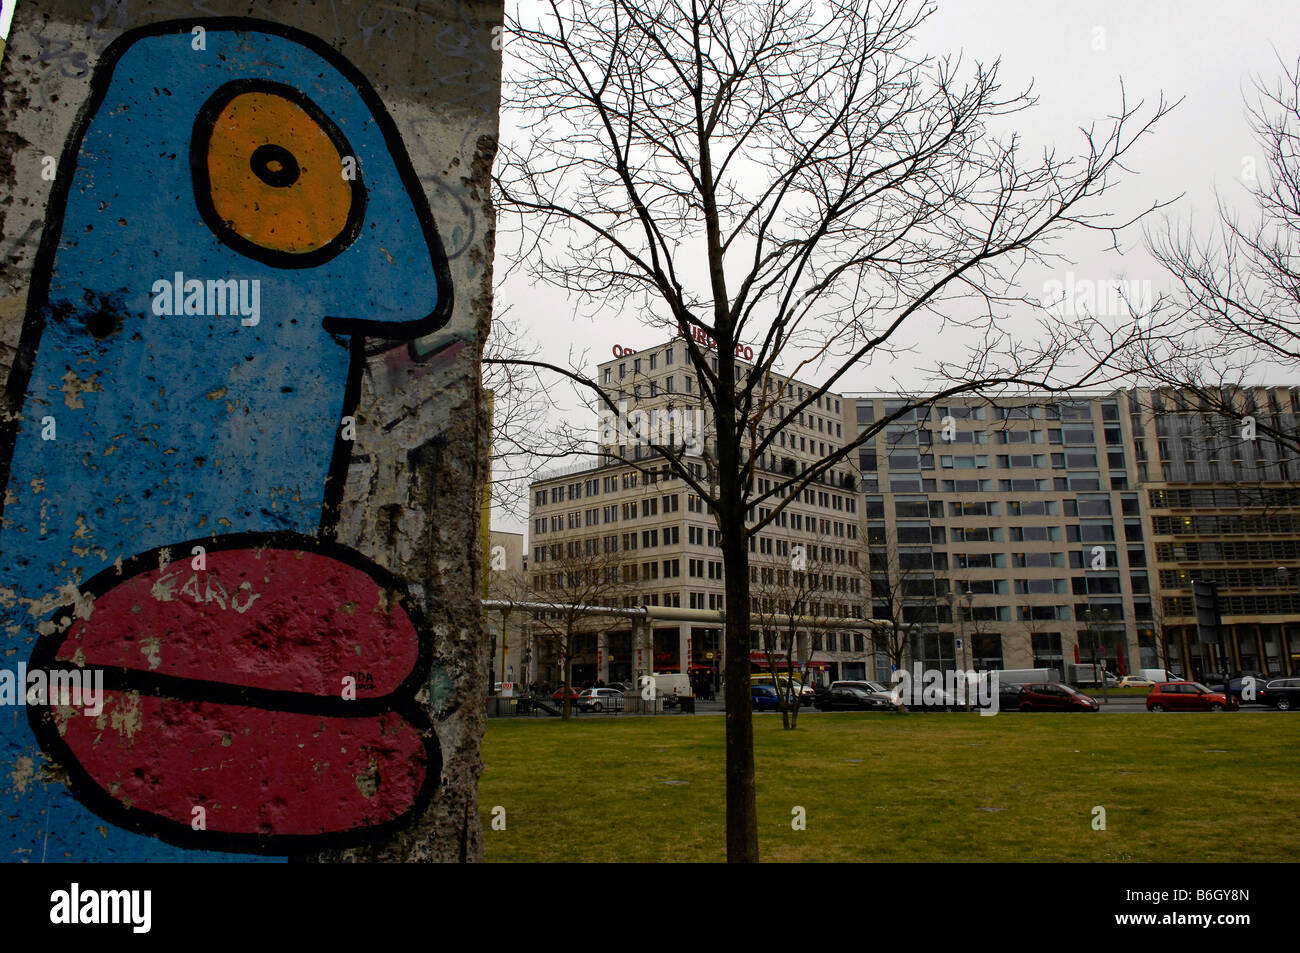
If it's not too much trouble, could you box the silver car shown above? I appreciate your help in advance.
[577,687,625,712]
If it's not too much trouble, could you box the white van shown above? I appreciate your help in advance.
[645,672,693,701]
[997,668,1060,685]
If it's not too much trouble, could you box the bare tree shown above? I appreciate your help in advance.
[495,0,1172,860]
[484,307,592,522]
[1125,55,1300,451]
[1017,608,1059,675]
[750,532,839,728]
[1144,592,1175,678]
[861,524,943,708]
[526,540,633,718]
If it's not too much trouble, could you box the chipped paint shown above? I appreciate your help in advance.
[9,756,34,793]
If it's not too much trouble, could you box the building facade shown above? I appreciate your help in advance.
[857,391,1152,680]
[856,385,1300,681]
[1132,387,1300,678]
[525,344,1300,688]
[526,336,866,689]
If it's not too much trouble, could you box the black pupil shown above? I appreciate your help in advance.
[250,144,300,187]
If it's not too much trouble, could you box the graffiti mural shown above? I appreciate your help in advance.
[0,19,454,860]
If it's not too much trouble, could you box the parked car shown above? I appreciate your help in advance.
[1115,675,1155,688]
[829,680,900,704]
[1201,671,1268,703]
[814,685,899,712]
[551,686,583,703]
[577,687,625,712]
[998,680,1025,711]
[1146,681,1238,712]
[605,681,633,694]
[831,679,893,694]
[1018,682,1100,712]
[751,685,780,711]
[1229,673,1270,703]
[753,675,816,704]
[1260,677,1300,711]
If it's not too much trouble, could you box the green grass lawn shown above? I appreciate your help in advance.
[480,712,1300,862]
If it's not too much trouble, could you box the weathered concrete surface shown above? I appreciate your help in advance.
[0,1,500,861]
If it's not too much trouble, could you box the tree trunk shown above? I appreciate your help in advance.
[562,648,572,720]
[721,517,759,862]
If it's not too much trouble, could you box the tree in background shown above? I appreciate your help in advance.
[750,527,842,728]
[1126,55,1300,452]
[526,539,633,718]
[860,523,944,708]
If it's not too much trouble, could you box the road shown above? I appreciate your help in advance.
[503,695,1284,717]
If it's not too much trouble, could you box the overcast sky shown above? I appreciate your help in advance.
[490,0,1300,534]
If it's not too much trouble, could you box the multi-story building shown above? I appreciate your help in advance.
[526,335,868,689]
[525,356,1300,690]
[855,386,1300,682]
[1131,386,1300,678]
[855,391,1153,680]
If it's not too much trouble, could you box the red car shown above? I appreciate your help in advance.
[1018,682,1100,712]
[1146,681,1238,712]
[551,686,583,703]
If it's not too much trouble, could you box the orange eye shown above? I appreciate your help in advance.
[192,81,366,267]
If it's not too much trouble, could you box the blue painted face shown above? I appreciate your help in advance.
[0,23,451,861]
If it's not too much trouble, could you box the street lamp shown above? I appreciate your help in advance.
[950,587,974,673]
[1278,568,1296,678]
[1099,607,1112,704]
[1081,605,1111,702]
[963,590,974,671]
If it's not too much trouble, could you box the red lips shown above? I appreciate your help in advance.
[27,533,438,854]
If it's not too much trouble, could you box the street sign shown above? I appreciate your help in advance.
[1192,580,1222,644]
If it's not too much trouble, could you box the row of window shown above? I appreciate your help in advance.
[1148,487,1300,509]
[866,474,1133,493]
[864,522,1142,545]
[864,451,1127,471]
[534,493,688,533]
[1162,593,1300,617]
[869,496,1141,519]
[867,425,1116,447]
[1150,514,1300,536]
[859,400,1117,425]
[1156,539,1300,562]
